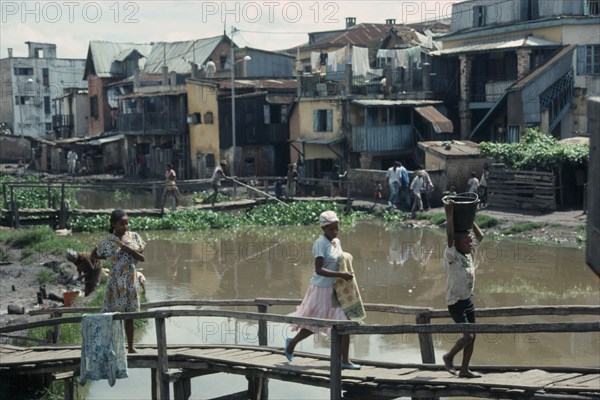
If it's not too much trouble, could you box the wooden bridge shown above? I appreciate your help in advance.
[1,299,598,400]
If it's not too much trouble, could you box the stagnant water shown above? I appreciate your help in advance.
[82,221,599,399]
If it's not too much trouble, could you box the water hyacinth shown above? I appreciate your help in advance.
[70,202,357,233]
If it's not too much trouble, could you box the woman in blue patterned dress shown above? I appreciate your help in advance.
[92,209,146,353]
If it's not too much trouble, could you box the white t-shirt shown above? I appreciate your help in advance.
[444,239,480,305]
[467,177,480,193]
[386,167,401,186]
[310,235,342,287]
[410,176,422,194]
[211,165,224,184]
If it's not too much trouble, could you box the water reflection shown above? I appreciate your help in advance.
[87,221,599,399]
[75,188,155,209]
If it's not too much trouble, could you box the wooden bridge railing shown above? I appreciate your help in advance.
[2,300,599,400]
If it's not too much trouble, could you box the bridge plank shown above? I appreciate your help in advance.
[553,374,600,389]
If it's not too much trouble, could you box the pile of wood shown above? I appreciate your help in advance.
[488,163,556,210]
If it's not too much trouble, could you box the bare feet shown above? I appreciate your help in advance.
[128,347,138,354]
[442,354,456,375]
[458,370,481,378]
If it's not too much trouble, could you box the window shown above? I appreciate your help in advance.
[42,68,49,86]
[264,104,284,124]
[577,45,600,75]
[586,0,599,16]
[526,0,539,20]
[90,96,98,119]
[220,56,227,70]
[473,5,486,27]
[204,111,214,124]
[45,123,52,131]
[44,97,51,114]
[14,67,33,76]
[35,48,44,58]
[313,109,333,132]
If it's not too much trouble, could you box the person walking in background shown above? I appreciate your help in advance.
[478,163,490,208]
[67,149,78,175]
[373,180,383,207]
[210,160,228,207]
[442,199,484,378]
[385,162,401,208]
[79,154,89,175]
[410,170,424,218]
[286,163,299,200]
[284,211,361,370]
[162,163,180,211]
[398,162,410,210]
[330,165,346,198]
[419,165,434,211]
[467,172,479,195]
[92,210,146,354]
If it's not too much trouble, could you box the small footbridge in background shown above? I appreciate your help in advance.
[1,299,599,400]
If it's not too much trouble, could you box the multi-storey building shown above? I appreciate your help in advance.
[0,42,86,138]
[434,0,600,140]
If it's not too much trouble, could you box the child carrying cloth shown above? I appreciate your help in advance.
[332,252,366,322]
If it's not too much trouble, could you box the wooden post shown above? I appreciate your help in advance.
[345,180,351,213]
[330,326,342,400]
[51,311,62,344]
[47,183,52,208]
[256,304,269,399]
[58,182,67,229]
[173,377,191,400]
[63,376,74,400]
[155,317,170,400]
[416,311,435,364]
[151,368,158,400]
[233,179,237,201]
[2,182,7,210]
[13,201,20,229]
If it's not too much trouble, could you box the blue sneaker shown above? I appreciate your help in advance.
[341,362,361,370]
[284,338,294,362]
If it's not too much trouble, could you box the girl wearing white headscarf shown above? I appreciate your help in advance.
[283,211,361,370]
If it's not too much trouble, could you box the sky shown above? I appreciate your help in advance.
[1,0,462,60]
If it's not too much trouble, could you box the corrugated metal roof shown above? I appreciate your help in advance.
[117,90,186,99]
[292,136,345,145]
[414,106,453,134]
[352,99,442,107]
[55,137,85,144]
[418,140,480,157]
[87,41,153,78]
[311,23,419,48]
[219,79,297,90]
[144,36,226,74]
[431,35,559,56]
[85,134,125,146]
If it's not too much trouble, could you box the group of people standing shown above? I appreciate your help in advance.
[385,161,434,217]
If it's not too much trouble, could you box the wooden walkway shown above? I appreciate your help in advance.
[1,343,599,400]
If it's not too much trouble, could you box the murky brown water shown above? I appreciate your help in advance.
[87,221,599,399]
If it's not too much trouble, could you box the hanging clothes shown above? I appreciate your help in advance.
[352,46,370,76]
[80,313,128,387]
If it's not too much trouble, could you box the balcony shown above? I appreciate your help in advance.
[117,112,186,133]
[470,75,516,103]
[52,114,73,129]
[352,125,414,152]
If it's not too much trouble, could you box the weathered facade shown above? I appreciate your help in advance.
[436,0,600,140]
[52,89,89,138]
[0,42,86,138]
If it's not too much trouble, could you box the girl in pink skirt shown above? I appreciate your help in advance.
[284,211,361,370]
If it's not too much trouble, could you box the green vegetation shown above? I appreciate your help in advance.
[35,269,57,285]
[70,201,362,232]
[500,222,545,235]
[0,175,82,209]
[479,127,588,171]
[0,226,88,264]
[576,225,586,243]
[113,189,131,201]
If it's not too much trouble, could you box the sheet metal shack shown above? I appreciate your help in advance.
[418,140,488,194]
